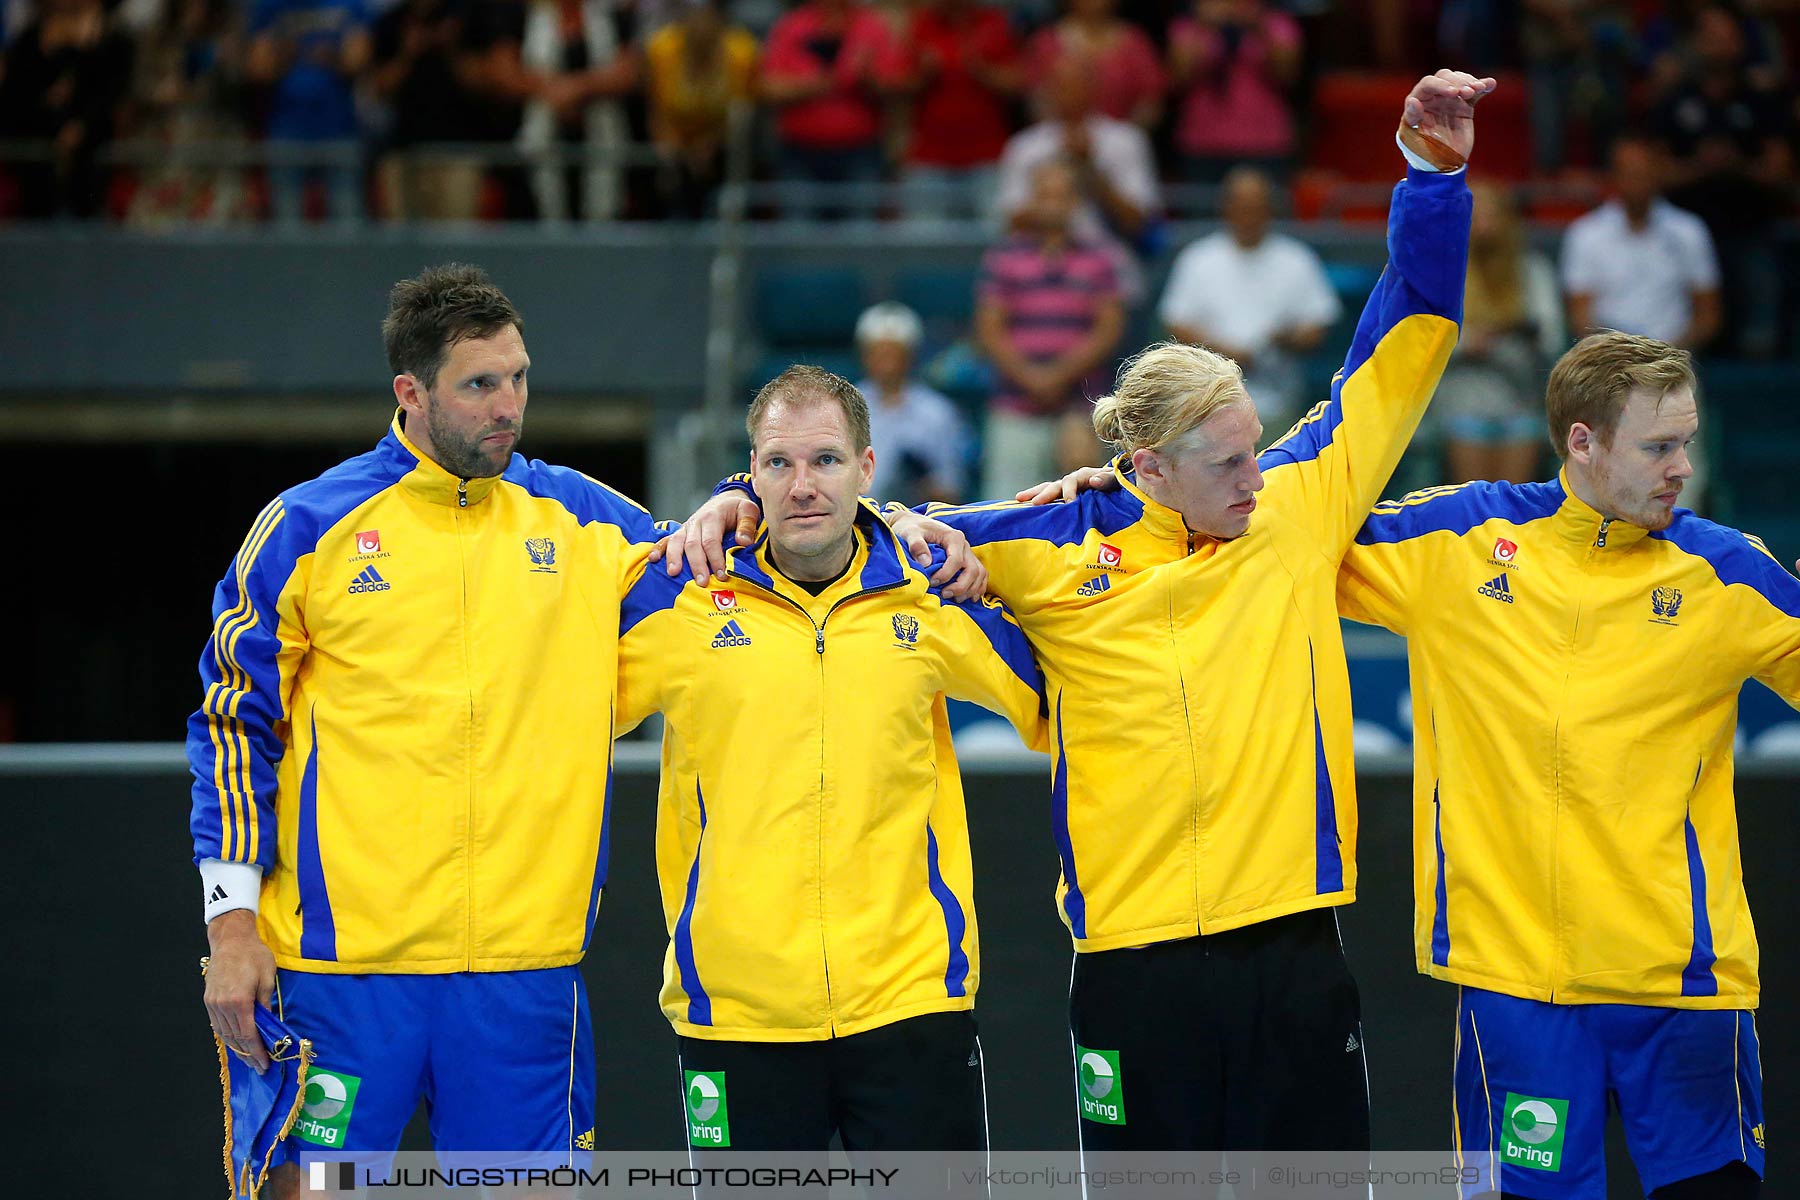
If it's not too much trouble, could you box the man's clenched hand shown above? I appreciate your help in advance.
[204,910,277,1073]
[1399,69,1497,169]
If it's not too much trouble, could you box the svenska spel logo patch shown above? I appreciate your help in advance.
[711,590,738,612]
[1493,537,1518,562]
[355,530,381,554]
[1097,544,1123,568]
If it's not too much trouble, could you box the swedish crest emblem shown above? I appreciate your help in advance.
[1650,585,1682,623]
[525,537,557,573]
[892,613,920,646]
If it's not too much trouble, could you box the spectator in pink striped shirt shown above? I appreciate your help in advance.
[975,157,1125,495]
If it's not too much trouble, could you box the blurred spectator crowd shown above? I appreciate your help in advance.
[890,124,1750,501]
[6,0,1800,230]
[9,0,1800,515]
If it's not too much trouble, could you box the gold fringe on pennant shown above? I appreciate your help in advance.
[215,1030,315,1199]
[261,1040,315,1193]
[215,1033,237,1199]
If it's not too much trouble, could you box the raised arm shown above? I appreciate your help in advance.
[1256,70,1489,557]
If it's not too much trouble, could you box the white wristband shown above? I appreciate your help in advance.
[1396,129,1466,175]
[201,859,264,923]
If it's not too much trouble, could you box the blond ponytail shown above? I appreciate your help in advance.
[1090,342,1248,454]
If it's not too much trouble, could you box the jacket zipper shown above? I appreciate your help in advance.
[454,494,477,968]
[1177,527,1203,926]
[727,567,906,1028]
[1548,522,1608,999]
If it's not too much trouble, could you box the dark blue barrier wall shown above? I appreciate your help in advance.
[0,225,1387,396]
[0,231,714,393]
[5,758,1794,1197]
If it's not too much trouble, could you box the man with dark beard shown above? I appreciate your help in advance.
[190,263,634,1193]
[189,264,987,1195]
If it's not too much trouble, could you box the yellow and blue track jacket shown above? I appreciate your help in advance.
[1341,476,1800,1008]
[615,505,1047,1041]
[719,168,1469,951]
[187,414,661,973]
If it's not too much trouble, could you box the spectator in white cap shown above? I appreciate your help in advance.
[855,302,971,505]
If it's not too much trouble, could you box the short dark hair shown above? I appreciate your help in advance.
[747,365,872,453]
[382,264,523,390]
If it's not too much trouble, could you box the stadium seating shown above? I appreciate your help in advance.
[754,266,866,347]
[748,267,869,391]
[894,267,979,332]
[1307,72,1533,182]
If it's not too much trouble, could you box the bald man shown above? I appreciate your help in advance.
[1157,167,1341,432]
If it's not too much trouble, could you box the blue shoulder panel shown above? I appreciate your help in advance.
[933,593,1044,698]
[1354,479,1565,546]
[506,456,660,543]
[275,438,412,559]
[619,561,688,637]
[928,487,1144,550]
[1654,514,1800,618]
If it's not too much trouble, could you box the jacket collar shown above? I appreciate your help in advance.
[384,411,506,508]
[727,499,917,599]
[1114,454,1198,545]
[1548,468,1652,551]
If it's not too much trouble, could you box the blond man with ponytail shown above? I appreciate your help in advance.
[669,69,1490,1155]
[1086,341,1268,540]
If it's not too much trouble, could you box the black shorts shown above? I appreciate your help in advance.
[1068,907,1369,1153]
[676,1010,986,1152]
